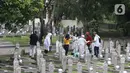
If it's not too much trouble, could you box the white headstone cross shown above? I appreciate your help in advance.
[77,62,82,73]
[68,58,73,73]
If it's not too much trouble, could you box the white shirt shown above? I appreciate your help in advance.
[94,34,100,47]
[78,37,86,45]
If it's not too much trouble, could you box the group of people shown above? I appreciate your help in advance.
[63,31,101,58]
[29,30,101,59]
[29,31,52,58]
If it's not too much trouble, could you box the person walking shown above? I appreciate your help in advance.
[93,32,101,58]
[44,33,52,52]
[78,35,87,58]
[63,34,71,56]
[29,31,38,58]
[86,32,92,54]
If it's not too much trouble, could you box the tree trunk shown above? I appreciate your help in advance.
[82,20,90,34]
[33,19,35,34]
[39,17,44,44]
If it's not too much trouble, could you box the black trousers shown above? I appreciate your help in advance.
[94,46,99,57]
[64,45,69,56]
[87,44,92,53]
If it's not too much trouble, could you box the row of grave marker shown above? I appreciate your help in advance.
[13,39,130,73]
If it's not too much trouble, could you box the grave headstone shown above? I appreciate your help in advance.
[91,43,95,57]
[93,58,97,73]
[16,43,21,56]
[111,49,115,64]
[49,62,55,73]
[13,58,19,73]
[107,58,112,65]
[86,52,91,70]
[117,44,121,56]
[84,46,89,62]
[116,40,119,48]
[109,40,114,53]
[126,46,129,60]
[59,43,62,61]
[89,67,94,73]
[39,53,43,71]
[41,58,46,73]
[105,48,109,61]
[36,48,42,70]
[62,47,65,60]
[103,61,108,73]
[58,69,63,73]
[56,41,59,53]
[77,62,82,73]
[37,42,40,48]
[120,56,125,73]
[16,66,21,73]
[99,42,103,58]
[14,52,18,59]
[68,58,73,73]
[113,52,118,70]
[62,56,67,72]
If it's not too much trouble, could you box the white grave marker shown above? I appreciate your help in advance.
[68,58,73,73]
[77,62,82,73]
[58,69,63,73]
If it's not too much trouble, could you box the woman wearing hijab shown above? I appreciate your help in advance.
[44,33,52,52]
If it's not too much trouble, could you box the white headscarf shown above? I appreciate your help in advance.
[47,33,52,38]
[44,33,52,51]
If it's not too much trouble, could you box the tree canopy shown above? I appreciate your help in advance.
[54,0,130,35]
[0,0,44,25]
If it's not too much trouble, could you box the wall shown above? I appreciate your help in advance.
[60,20,83,28]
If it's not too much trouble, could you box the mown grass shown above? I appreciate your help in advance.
[2,35,59,46]
[2,36,29,46]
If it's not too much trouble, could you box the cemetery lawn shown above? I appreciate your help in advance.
[2,36,29,46]
[2,35,59,46]
[51,36,59,45]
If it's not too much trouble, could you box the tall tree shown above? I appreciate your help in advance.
[0,0,44,31]
[54,0,130,35]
